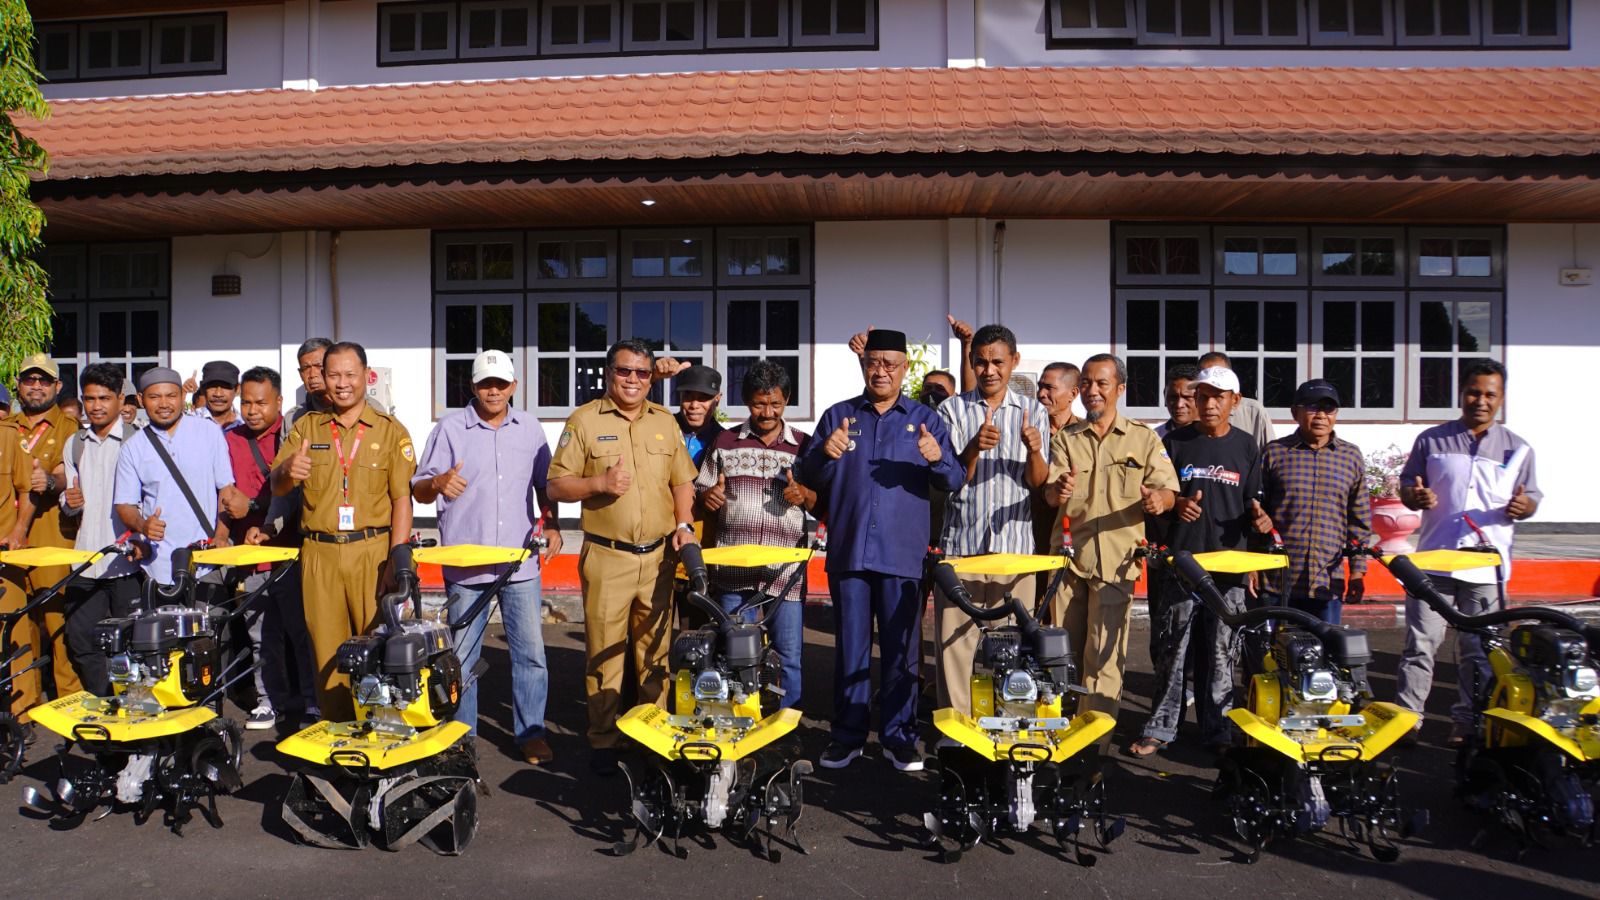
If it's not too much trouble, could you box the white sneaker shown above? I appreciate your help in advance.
[246,704,278,730]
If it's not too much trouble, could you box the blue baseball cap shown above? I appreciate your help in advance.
[0,384,9,407]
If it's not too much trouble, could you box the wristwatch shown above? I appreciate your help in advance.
[676,522,694,533]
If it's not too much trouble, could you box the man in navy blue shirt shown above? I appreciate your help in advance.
[800,329,964,772]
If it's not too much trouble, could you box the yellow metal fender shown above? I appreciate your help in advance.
[1482,708,1600,763]
[1228,702,1417,763]
[28,691,217,742]
[276,719,472,771]
[932,708,1114,764]
[617,704,801,763]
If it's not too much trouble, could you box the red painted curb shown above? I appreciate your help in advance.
[418,556,1600,600]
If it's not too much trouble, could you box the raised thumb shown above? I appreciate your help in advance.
[920,423,931,436]
[1513,484,1525,496]
[1413,475,1425,489]
[31,458,41,470]
[785,467,796,484]
[717,472,726,487]
[151,506,162,520]
[1193,490,1204,502]
[983,405,994,425]
[449,460,464,474]
[1139,484,1152,497]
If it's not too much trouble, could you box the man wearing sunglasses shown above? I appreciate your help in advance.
[547,339,698,777]
[1258,379,1371,625]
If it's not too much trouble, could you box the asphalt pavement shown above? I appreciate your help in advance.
[5,611,1597,899]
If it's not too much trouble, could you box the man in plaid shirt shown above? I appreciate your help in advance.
[1259,379,1371,625]
[695,360,815,708]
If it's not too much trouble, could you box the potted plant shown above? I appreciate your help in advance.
[1365,444,1422,552]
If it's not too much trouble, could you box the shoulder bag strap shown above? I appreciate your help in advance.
[142,426,217,539]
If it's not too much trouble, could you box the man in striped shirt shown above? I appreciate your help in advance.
[934,324,1049,718]
[1259,379,1371,625]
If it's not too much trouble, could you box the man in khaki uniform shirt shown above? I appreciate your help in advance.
[6,353,82,700]
[548,339,698,775]
[271,342,414,722]
[1046,354,1177,724]
[0,414,38,714]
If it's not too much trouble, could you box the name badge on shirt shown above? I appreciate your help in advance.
[338,504,355,532]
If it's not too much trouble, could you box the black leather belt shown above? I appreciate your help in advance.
[305,527,390,545]
[585,532,665,554]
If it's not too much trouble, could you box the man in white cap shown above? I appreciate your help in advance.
[412,349,562,765]
[1129,365,1271,758]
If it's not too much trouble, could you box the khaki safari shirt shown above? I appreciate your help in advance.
[549,397,697,545]
[273,404,416,534]
[0,422,33,536]
[1047,414,1179,584]
[6,406,76,548]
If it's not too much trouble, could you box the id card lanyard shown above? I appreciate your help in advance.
[329,421,366,531]
[21,421,48,454]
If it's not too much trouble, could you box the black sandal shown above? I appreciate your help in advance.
[1127,737,1166,758]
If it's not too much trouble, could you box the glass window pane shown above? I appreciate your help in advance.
[838,0,867,33]
[717,0,745,38]
[1261,237,1297,276]
[752,0,781,35]
[538,303,571,352]
[503,7,531,44]
[669,300,704,351]
[1361,357,1395,408]
[445,359,474,408]
[1324,301,1357,352]
[1263,357,1297,408]
[158,26,185,65]
[1126,356,1159,408]
[1317,0,1347,30]
[1418,300,1453,352]
[728,300,761,351]
[444,305,477,354]
[767,300,800,351]
[116,27,142,67]
[728,237,762,276]
[1321,237,1357,276]
[130,310,160,358]
[51,311,79,359]
[632,301,666,349]
[87,31,113,69]
[1323,357,1356,409]
[191,24,217,62]
[1457,301,1491,353]
[1266,0,1298,34]
[1360,238,1396,276]
[665,1,697,39]
[767,236,800,275]
[537,358,570,407]
[1456,239,1492,277]
[1165,299,1199,350]
[669,239,703,277]
[1419,357,1453,407]
[1491,0,1520,33]
[1224,301,1259,351]
[129,251,161,290]
[574,241,609,278]
[469,8,498,47]
[1181,0,1213,34]
[1147,0,1176,33]
[551,5,580,43]
[1061,0,1092,27]
[1418,238,1454,276]
[800,0,832,35]
[98,253,129,291]
[1404,0,1433,35]
[576,358,608,404]
[631,239,665,277]
[727,356,758,403]
[483,305,514,352]
[1353,0,1386,33]
[1125,299,1159,350]
[537,242,570,279]
[584,2,613,41]
[1125,237,1161,276]
[1361,300,1395,351]
[576,302,610,351]
[98,311,126,359]
[421,10,451,49]
[634,2,663,41]
[481,243,515,281]
[1233,0,1264,35]
[58,364,80,392]
[390,12,417,51]
[1439,0,1471,34]
[1164,237,1201,275]
[1528,0,1559,35]
[1232,357,1259,399]
[445,244,478,281]
[1095,0,1128,27]
[1223,237,1259,276]
[1263,302,1297,352]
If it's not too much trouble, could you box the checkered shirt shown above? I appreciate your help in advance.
[1260,432,1371,600]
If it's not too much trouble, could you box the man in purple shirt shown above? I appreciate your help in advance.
[799,329,964,773]
[412,351,563,765]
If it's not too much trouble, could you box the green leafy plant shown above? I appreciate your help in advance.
[903,337,936,399]
[0,0,51,385]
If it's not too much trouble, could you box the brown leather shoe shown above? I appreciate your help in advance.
[521,738,554,765]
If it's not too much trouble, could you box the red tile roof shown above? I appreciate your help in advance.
[28,66,1600,181]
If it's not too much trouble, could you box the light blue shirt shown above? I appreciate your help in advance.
[412,403,550,586]
[113,416,233,585]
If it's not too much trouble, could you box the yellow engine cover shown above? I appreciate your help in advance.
[1227,701,1417,763]
[1482,707,1600,763]
[618,704,801,762]
[28,691,217,743]
[276,719,471,771]
[932,707,1114,764]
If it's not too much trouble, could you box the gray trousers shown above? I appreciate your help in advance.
[242,566,317,713]
[1395,575,1501,730]
[1142,573,1245,745]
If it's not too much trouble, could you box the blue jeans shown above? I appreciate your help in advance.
[448,578,547,742]
[718,592,804,710]
[829,573,922,750]
[1287,594,1342,626]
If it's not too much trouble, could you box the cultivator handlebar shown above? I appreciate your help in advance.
[1380,552,1600,652]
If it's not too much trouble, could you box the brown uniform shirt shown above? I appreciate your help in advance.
[6,406,75,549]
[273,404,415,534]
[549,397,696,545]
[0,421,33,536]
[1047,414,1179,584]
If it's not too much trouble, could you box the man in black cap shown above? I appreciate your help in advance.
[799,328,963,773]
[1258,379,1371,624]
[664,363,724,468]
[188,360,240,428]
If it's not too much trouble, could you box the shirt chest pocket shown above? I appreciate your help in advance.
[307,452,337,495]
[353,446,391,496]
[1110,457,1146,505]
[644,439,673,478]
[588,442,622,478]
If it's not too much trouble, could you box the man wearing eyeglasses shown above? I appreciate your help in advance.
[6,353,85,702]
[1258,379,1371,625]
[547,338,699,777]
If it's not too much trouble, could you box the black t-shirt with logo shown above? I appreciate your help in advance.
[1161,424,1263,560]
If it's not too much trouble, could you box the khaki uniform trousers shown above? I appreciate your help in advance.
[581,542,674,749]
[1050,573,1135,724]
[2,567,43,716]
[935,570,1038,714]
[27,561,81,699]
[300,537,386,722]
